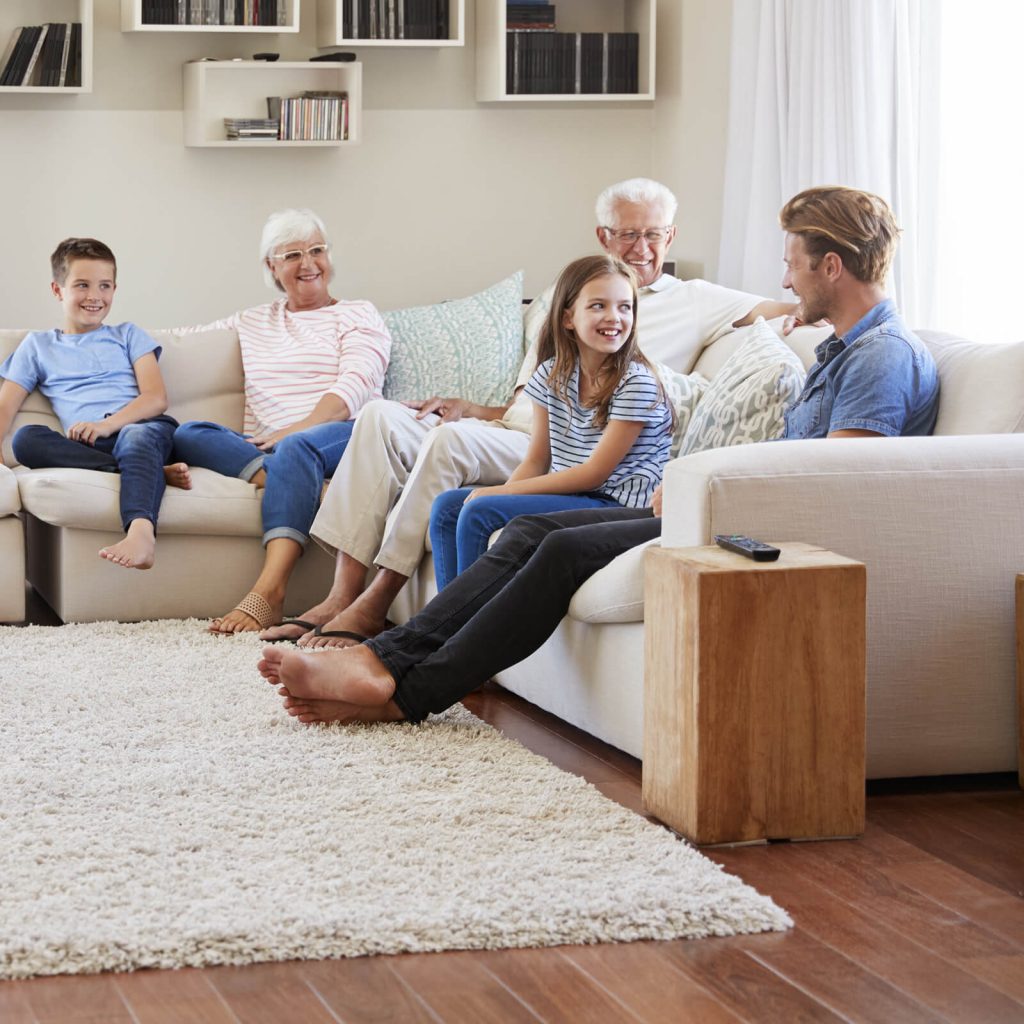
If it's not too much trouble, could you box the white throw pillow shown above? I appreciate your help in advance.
[382,271,525,408]
[653,363,709,458]
[679,318,806,456]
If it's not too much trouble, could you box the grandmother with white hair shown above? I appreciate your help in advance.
[173,208,391,634]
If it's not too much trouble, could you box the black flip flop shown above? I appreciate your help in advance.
[313,626,368,645]
[264,618,321,644]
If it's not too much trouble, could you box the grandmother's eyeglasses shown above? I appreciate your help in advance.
[269,244,331,263]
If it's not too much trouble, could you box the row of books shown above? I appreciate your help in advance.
[0,24,82,88]
[226,91,349,140]
[507,3,555,30]
[340,0,449,40]
[506,31,639,95]
[142,1,288,25]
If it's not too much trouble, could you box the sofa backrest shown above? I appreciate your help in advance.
[0,327,245,465]
[693,320,1024,436]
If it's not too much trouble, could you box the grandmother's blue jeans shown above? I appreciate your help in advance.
[428,486,621,590]
[12,416,177,532]
[172,420,354,547]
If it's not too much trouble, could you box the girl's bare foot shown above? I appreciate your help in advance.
[164,463,193,489]
[281,693,405,725]
[99,519,156,570]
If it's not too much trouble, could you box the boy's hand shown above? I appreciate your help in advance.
[67,420,116,445]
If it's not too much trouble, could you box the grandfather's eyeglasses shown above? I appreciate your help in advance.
[602,227,673,245]
[269,243,331,263]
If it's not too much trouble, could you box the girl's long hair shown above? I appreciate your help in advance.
[537,254,668,431]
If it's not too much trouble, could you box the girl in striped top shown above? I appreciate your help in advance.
[428,254,672,590]
[172,208,391,634]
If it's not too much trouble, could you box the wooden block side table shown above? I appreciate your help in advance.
[642,542,866,845]
[1017,574,1023,789]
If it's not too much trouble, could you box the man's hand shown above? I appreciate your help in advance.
[67,420,117,445]
[249,427,292,451]
[651,483,663,518]
[403,397,476,423]
[782,315,831,336]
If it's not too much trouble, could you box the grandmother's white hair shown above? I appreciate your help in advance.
[595,178,678,227]
[260,208,334,291]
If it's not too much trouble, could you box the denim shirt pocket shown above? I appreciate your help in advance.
[785,375,830,439]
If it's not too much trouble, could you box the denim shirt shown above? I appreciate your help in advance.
[782,299,939,439]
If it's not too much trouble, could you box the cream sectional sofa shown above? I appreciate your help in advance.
[3,319,1023,783]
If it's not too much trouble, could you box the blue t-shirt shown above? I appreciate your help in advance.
[0,323,161,432]
[782,299,939,439]
[524,358,672,508]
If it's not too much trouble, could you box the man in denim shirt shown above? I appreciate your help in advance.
[779,186,939,439]
[258,186,943,727]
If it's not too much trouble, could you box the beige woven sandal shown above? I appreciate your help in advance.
[232,591,276,630]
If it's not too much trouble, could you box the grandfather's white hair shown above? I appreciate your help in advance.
[260,208,334,291]
[595,178,678,227]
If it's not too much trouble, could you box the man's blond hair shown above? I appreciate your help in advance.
[779,186,900,285]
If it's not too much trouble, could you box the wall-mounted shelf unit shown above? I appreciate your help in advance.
[183,59,361,147]
[476,0,654,103]
[316,0,464,47]
[121,0,299,32]
[0,0,93,93]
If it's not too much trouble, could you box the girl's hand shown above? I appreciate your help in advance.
[67,420,115,445]
[651,484,663,518]
[465,484,506,503]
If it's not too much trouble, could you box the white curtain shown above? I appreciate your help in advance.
[717,0,941,326]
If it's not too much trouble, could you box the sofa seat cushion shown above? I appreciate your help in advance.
[0,464,21,516]
[568,536,659,624]
[918,331,1024,435]
[16,467,264,536]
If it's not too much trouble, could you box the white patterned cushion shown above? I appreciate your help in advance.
[654,363,709,458]
[382,272,526,407]
[680,318,806,455]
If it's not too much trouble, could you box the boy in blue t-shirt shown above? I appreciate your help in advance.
[0,237,191,570]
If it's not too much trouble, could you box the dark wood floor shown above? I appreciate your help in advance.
[4,589,1023,1023]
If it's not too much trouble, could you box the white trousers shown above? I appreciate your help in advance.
[310,399,529,577]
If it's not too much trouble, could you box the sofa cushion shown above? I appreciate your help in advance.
[0,464,21,516]
[151,329,246,432]
[657,365,709,459]
[16,467,264,537]
[919,331,1024,435]
[382,272,526,408]
[568,536,658,624]
[0,329,62,465]
[680,318,806,456]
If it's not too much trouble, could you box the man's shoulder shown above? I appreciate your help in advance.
[852,312,930,361]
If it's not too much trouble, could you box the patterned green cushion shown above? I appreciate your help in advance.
[382,271,526,407]
[654,363,709,459]
[679,318,806,456]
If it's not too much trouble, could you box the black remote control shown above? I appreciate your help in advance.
[714,535,781,561]
[311,52,357,62]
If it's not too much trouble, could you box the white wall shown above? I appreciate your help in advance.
[0,0,734,328]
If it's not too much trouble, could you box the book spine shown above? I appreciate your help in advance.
[21,25,48,86]
[58,23,72,87]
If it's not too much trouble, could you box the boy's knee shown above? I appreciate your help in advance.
[11,424,49,460]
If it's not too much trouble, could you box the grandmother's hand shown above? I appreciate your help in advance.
[249,427,290,451]
[403,396,475,423]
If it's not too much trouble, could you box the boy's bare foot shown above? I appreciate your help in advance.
[99,519,156,570]
[164,462,192,489]
[259,644,398,708]
[297,604,389,649]
[211,590,282,634]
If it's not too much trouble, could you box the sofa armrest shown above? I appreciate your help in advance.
[660,433,1024,778]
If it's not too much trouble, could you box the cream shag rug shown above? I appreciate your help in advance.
[0,620,790,980]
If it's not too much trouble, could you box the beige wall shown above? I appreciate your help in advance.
[0,0,734,328]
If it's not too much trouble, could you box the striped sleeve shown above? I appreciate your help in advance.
[608,365,668,427]
[322,301,391,418]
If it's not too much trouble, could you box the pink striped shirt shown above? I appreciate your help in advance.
[197,298,391,434]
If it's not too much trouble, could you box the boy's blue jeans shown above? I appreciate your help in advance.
[428,486,621,590]
[172,420,354,547]
[12,416,177,533]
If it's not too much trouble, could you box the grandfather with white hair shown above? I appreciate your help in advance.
[261,178,796,647]
[173,207,391,634]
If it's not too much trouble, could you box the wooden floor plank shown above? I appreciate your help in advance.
[712,847,1024,1023]
[658,938,846,1022]
[0,983,39,1024]
[112,968,238,1024]
[387,951,543,1024]
[203,963,339,1023]
[466,946,643,1023]
[23,973,134,1023]
[299,957,439,1024]
[561,942,744,1023]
